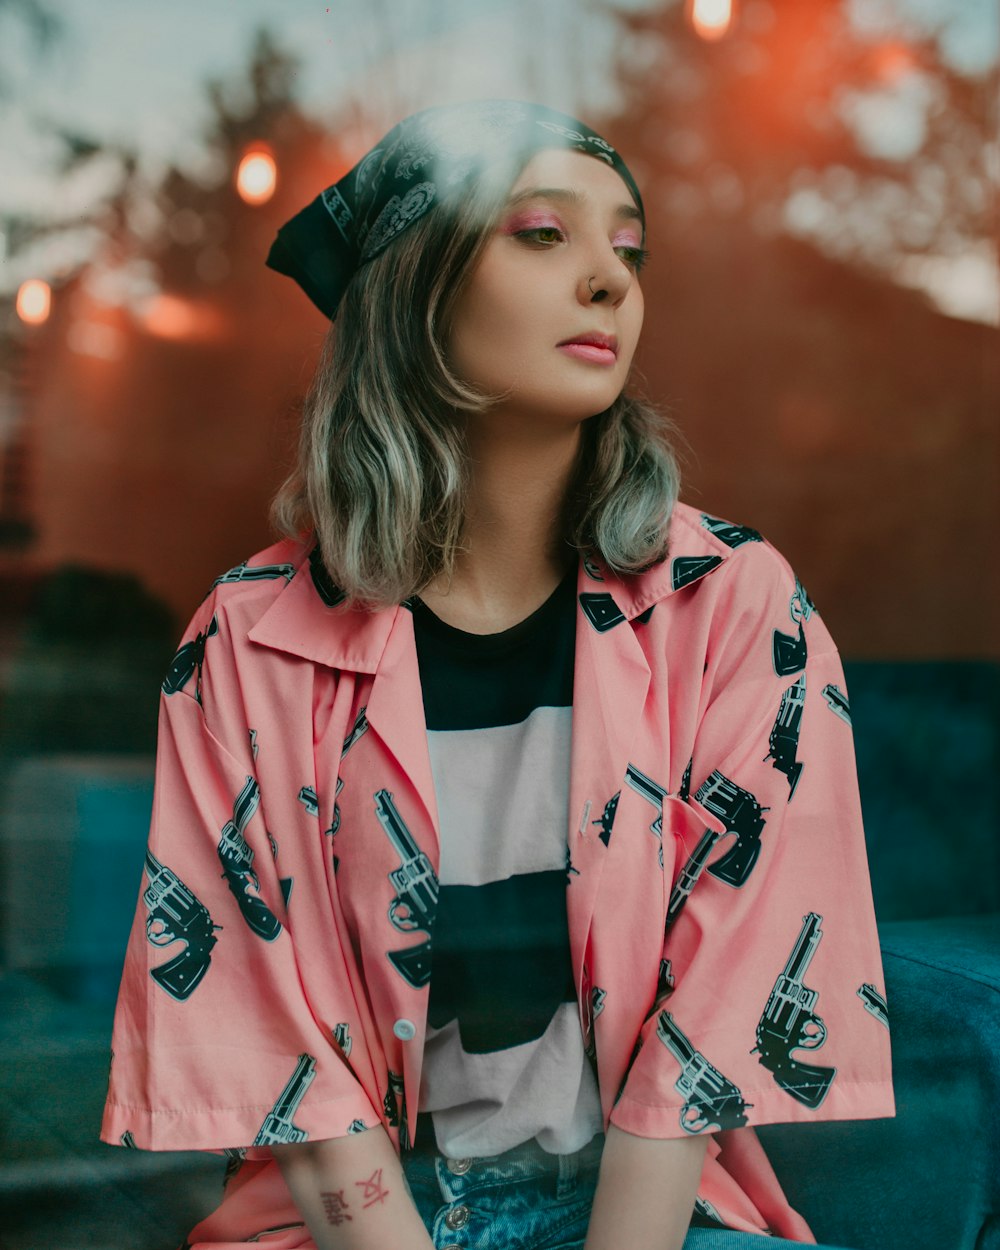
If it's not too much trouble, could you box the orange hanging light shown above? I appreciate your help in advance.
[236,144,277,206]
[688,0,734,41]
[16,278,52,325]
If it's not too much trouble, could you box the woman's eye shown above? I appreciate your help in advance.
[515,226,564,244]
[616,245,651,272]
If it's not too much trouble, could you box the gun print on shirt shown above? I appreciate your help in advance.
[671,554,725,592]
[217,777,282,941]
[752,912,836,1108]
[857,983,890,1031]
[678,757,693,802]
[664,828,722,934]
[385,1069,410,1151]
[267,831,294,906]
[625,762,669,869]
[579,591,626,633]
[142,851,220,1001]
[300,783,340,872]
[763,674,806,799]
[581,962,607,1060]
[822,683,852,726]
[223,1146,247,1188]
[592,790,620,846]
[209,561,295,593]
[656,1011,751,1133]
[772,577,814,677]
[374,789,438,989]
[699,513,764,548]
[252,1054,317,1146]
[162,615,218,705]
[695,771,770,888]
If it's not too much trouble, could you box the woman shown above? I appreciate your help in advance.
[102,100,894,1250]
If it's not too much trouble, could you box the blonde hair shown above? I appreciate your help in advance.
[271,158,682,610]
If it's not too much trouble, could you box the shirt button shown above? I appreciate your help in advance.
[446,1156,472,1175]
[444,1204,470,1231]
[441,1245,462,1250]
[392,1018,416,1041]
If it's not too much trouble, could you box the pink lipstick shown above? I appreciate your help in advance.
[556,331,619,365]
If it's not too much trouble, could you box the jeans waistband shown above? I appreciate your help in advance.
[404,1132,605,1206]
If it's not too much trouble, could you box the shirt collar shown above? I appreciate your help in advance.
[245,503,732,672]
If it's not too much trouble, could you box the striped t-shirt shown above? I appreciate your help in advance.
[411,568,603,1158]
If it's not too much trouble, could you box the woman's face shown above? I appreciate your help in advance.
[446,147,646,431]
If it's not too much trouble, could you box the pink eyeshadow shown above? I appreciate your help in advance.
[500,212,562,234]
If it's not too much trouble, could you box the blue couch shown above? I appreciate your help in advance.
[758,661,999,1250]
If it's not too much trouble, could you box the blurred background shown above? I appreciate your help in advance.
[0,0,996,1246]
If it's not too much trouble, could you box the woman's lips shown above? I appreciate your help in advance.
[556,342,617,365]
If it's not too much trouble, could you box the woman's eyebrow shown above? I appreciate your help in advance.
[505,185,642,224]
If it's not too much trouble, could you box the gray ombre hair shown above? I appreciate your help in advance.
[271,152,683,610]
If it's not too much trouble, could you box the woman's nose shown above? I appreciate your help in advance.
[580,258,633,306]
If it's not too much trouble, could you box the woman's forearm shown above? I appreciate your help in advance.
[271,1125,434,1250]
[584,1123,709,1250]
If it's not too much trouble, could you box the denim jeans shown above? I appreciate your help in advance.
[401,1134,857,1250]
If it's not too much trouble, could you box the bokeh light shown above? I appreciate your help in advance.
[689,0,734,41]
[236,146,277,205]
[15,279,52,325]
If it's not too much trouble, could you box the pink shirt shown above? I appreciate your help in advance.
[102,501,894,1244]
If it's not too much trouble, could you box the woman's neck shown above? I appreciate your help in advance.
[417,421,582,633]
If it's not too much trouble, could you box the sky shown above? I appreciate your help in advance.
[0,0,996,321]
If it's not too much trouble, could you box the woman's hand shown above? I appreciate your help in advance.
[583,1123,709,1250]
[272,1125,434,1250]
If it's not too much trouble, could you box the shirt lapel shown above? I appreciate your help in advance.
[567,559,652,1017]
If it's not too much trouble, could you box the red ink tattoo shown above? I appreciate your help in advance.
[355,1166,390,1208]
[320,1190,352,1225]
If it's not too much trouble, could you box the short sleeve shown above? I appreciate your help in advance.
[611,542,895,1139]
[101,596,380,1154]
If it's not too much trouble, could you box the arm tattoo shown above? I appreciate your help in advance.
[356,1167,390,1208]
[320,1190,352,1225]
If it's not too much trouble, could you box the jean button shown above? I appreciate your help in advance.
[444,1204,470,1230]
[446,1156,472,1175]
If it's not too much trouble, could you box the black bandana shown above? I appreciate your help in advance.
[264,99,645,320]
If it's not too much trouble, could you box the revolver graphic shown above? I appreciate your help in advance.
[625,763,669,868]
[143,851,219,1000]
[753,912,836,1107]
[253,1053,317,1146]
[384,1069,410,1151]
[657,1011,751,1133]
[695,770,770,888]
[210,560,295,592]
[664,828,721,934]
[374,789,438,989]
[763,674,806,798]
[217,776,281,941]
[822,683,852,727]
[591,790,620,847]
[162,615,219,703]
[858,982,890,1030]
[699,513,764,548]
